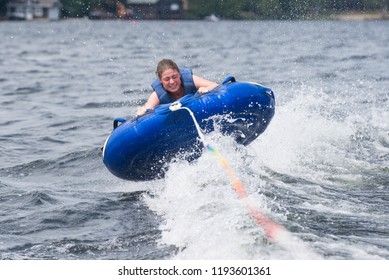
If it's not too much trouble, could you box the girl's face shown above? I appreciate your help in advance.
[160,68,181,93]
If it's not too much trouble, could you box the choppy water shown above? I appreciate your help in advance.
[0,19,388,260]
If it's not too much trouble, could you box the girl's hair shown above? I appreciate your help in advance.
[156,59,179,78]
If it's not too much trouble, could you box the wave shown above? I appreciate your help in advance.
[0,148,102,179]
[0,185,174,260]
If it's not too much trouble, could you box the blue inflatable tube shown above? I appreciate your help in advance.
[102,76,275,181]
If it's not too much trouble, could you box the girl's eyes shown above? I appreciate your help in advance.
[163,75,179,81]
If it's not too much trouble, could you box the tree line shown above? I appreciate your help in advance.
[64,0,389,19]
[1,0,388,19]
[187,0,389,19]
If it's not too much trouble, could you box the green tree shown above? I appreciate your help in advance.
[278,0,319,19]
[362,0,389,10]
[61,0,94,17]
[61,0,125,18]
[0,0,8,16]
[242,0,283,19]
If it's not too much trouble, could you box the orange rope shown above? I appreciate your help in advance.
[206,144,283,240]
[172,104,284,241]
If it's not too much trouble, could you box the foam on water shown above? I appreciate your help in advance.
[143,81,388,260]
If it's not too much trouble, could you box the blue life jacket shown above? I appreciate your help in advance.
[151,68,197,104]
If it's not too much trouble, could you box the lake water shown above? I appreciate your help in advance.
[0,19,388,260]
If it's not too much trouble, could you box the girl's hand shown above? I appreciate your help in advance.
[198,86,209,93]
[136,106,147,116]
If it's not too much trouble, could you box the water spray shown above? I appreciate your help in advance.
[169,101,321,259]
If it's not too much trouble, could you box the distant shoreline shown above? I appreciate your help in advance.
[333,11,389,20]
[1,11,389,22]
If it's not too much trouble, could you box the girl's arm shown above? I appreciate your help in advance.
[136,91,160,116]
[193,75,218,93]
